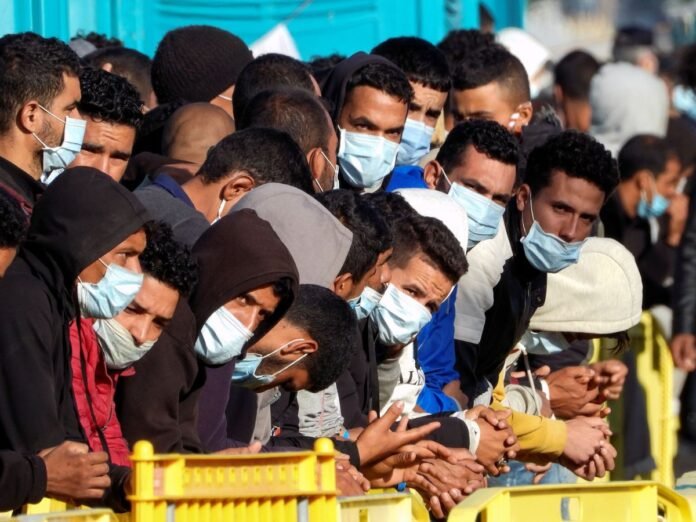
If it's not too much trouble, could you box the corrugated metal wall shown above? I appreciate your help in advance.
[0,0,525,57]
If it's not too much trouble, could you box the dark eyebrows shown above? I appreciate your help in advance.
[81,142,105,153]
[112,150,132,161]
[348,116,379,130]
[425,108,442,119]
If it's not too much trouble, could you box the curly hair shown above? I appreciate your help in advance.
[437,29,496,68]
[141,221,198,297]
[436,119,519,175]
[372,37,451,93]
[78,67,143,128]
[0,189,28,248]
[451,45,530,105]
[0,32,81,133]
[390,215,468,285]
[525,130,619,199]
[346,62,414,105]
[315,190,391,282]
[72,31,123,49]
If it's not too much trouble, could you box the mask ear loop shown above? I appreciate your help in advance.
[521,189,535,236]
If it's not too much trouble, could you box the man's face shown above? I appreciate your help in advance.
[451,82,524,131]
[223,283,282,334]
[38,73,82,148]
[0,247,17,278]
[408,82,448,128]
[114,274,179,345]
[338,85,408,144]
[77,229,146,284]
[655,158,682,201]
[366,248,393,293]
[244,318,316,393]
[70,117,136,182]
[516,171,605,243]
[389,253,452,314]
[427,145,517,207]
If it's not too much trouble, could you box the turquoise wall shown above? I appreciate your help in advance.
[0,0,525,58]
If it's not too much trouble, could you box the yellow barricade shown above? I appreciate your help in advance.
[338,492,412,521]
[13,509,117,522]
[129,438,337,522]
[448,481,692,522]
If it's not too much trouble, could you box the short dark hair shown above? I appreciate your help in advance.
[307,53,345,84]
[451,45,530,105]
[617,134,670,181]
[372,37,451,92]
[86,47,153,104]
[361,191,419,232]
[237,88,331,154]
[285,284,358,392]
[436,119,519,175]
[198,127,314,193]
[345,62,414,105]
[613,26,654,64]
[0,32,81,133]
[0,189,28,248]
[141,221,198,297]
[315,190,391,282]
[78,67,143,128]
[390,215,468,285]
[72,31,123,49]
[554,50,600,101]
[233,54,315,122]
[437,29,496,68]
[525,130,619,199]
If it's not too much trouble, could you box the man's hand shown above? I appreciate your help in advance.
[336,455,370,496]
[473,409,519,475]
[561,441,617,481]
[41,441,111,501]
[442,380,469,409]
[355,401,440,466]
[215,442,263,454]
[525,461,552,484]
[546,366,600,419]
[561,417,611,466]
[417,457,486,496]
[590,360,628,401]
[671,333,696,371]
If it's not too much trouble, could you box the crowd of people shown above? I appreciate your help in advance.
[0,20,693,519]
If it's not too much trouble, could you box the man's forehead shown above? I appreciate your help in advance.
[538,170,605,210]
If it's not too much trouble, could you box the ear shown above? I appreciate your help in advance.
[281,338,319,356]
[100,62,114,73]
[516,183,531,212]
[423,160,444,190]
[307,147,325,185]
[18,100,43,134]
[553,85,564,106]
[635,170,654,193]
[515,102,534,130]
[332,272,354,300]
[221,173,256,201]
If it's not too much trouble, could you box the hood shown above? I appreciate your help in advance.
[321,52,401,121]
[395,188,469,251]
[590,62,669,156]
[189,208,299,345]
[529,237,642,334]
[21,167,150,294]
[233,183,353,288]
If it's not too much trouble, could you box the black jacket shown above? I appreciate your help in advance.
[455,205,547,404]
[0,155,43,211]
[0,452,46,511]
[0,167,149,511]
[674,185,696,335]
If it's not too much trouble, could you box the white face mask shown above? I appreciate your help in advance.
[337,127,399,190]
[93,317,156,370]
[371,283,432,346]
[194,306,254,365]
[521,330,570,355]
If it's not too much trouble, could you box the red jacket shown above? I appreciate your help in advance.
[69,319,132,467]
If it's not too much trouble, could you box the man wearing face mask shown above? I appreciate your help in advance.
[0,33,85,208]
[135,127,314,247]
[71,222,197,467]
[0,167,150,510]
[371,37,450,169]
[237,88,339,193]
[321,53,413,192]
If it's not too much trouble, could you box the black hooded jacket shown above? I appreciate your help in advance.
[0,167,149,510]
[117,210,299,454]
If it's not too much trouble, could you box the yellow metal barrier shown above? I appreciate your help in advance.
[448,481,692,522]
[129,438,338,522]
[338,493,412,521]
[13,509,117,521]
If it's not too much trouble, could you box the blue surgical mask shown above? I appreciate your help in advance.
[396,119,434,166]
[371,283,432,346]
[673,85,696,121]
[351,286,383,321]
[232,338,307,389]
[77,259,143,319]
[33,105,86,185]
[521,330,570,355]
[442,169,505,248]
[93,317,156,370]
[337,128,398,190]
[194,306,254,365]
[520,195,585,273]
[637,188,670,219]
